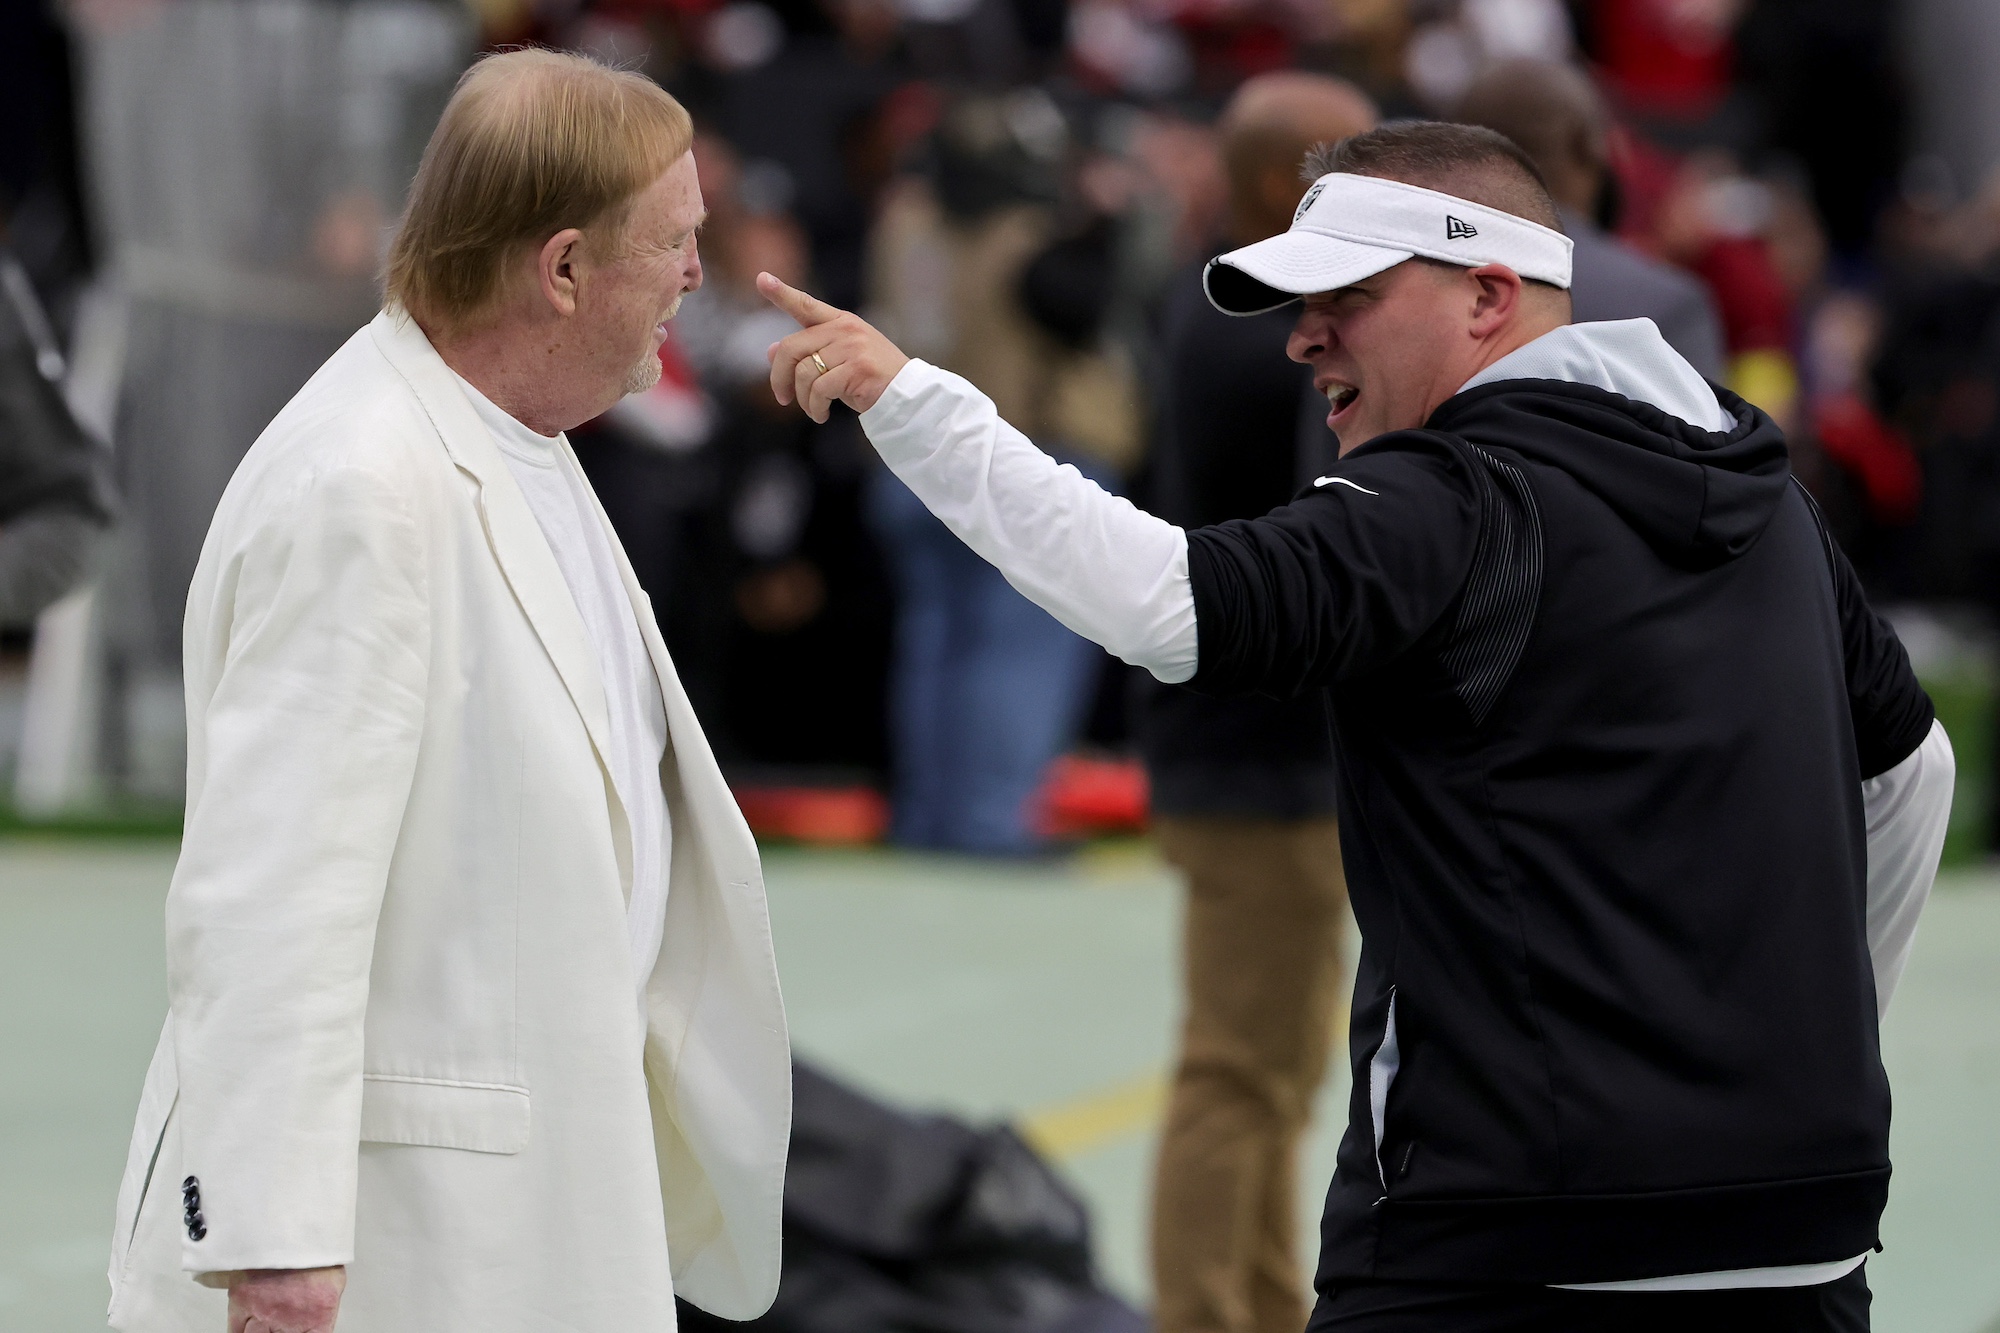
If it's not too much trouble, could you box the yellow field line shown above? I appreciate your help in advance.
[1016,1007,1349,1163]
[1019,1069,1170,1161]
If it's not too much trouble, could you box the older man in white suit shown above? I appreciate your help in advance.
[106,50,789,1333]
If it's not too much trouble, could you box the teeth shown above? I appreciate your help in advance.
[1325,384,1357,409]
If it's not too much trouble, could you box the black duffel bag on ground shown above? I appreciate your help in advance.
[679,1061,1148,1333]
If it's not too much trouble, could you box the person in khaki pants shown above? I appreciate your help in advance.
[1136,74,1375,1333]
[1148,820,1349,1333]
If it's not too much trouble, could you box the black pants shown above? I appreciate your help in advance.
[1306,1264,1870,1332]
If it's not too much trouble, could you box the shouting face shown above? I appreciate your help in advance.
[1286,259,1535,455]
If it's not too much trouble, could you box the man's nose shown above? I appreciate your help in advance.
[1286,314,1326,366]
[685,249,704,294]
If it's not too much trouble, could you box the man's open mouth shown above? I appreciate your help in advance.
[1324,381,1359,420]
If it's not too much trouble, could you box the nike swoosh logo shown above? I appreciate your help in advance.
[1314,476,1380,495]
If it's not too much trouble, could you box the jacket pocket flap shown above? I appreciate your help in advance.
[359,1076,530,1154]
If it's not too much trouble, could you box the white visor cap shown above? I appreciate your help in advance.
[1204,173,1575,316]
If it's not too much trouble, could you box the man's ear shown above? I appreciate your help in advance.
[1466,263,1524,337]
[537,228,586,318]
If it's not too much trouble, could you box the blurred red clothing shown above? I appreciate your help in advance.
[1813,393,1923,527]
[1591,0,1736,119]
[1607,128,1795,357]
[1175,13,1293,89]
[1689,235,1793,354]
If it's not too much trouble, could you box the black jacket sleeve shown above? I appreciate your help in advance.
[1185,433,1484,699]
[1793,479,1935,778]
[1828,537,1935,779]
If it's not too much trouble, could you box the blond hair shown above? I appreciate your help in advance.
[385,48,694,331]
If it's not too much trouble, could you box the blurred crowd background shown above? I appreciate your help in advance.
[4,0,2000,858]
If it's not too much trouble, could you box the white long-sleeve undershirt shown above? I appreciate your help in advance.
[1861,717,1954,1019]
[859,358,1198,683]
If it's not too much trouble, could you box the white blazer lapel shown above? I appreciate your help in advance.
[367,311,619,784]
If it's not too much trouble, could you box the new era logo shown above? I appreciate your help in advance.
[1445,216,1479,240]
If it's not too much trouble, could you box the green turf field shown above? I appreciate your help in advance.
[3,841,1996,1331]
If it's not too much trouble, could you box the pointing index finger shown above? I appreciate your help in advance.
[756,272,842,328]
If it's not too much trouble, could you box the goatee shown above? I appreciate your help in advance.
[623,352,663,396]
[623,293,685,397]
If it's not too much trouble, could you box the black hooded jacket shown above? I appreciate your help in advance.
[1186,377,1934,1285]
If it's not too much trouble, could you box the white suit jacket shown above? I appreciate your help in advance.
[107,310,790,1331]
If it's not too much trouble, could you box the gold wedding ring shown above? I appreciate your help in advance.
[809,352,830,377]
